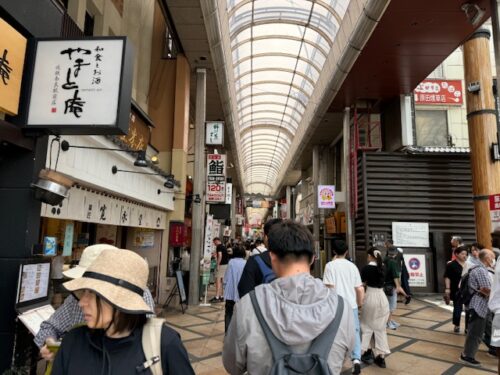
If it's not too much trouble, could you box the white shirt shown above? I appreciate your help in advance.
[181,251,191,271]
[251,245,267,256]
[323,258,362,309]
[489,260,500,313]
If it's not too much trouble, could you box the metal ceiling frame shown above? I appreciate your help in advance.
[236,79,313,98]
[232,35,329,59]
[237,92,307,110]
[234,52,323,75]
[239,123,294,140]
[235,68,316,90]
[227,0,343,28]
[239,110,301,127]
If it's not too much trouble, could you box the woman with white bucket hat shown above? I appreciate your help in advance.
[51,248,194,374]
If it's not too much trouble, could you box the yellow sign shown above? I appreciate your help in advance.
[0,18,27,115]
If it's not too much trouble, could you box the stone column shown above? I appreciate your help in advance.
[188,68,206,305]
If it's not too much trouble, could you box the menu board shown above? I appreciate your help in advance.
[17,262,51,305]
[18,304,55,335]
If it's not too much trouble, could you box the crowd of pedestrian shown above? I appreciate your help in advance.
[34,218,500,375]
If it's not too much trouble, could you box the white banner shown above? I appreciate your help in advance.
[203,214,214,259]
[392,222,429,248]
[225,183,233,205]
[41,186,167,230]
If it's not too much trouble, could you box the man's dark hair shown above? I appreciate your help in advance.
[331,239,348,256]
[267,220,314,262]
[454,245,469,255]
[213,237,220,242]
[255,239,263,246]
[264,218,282,236]
[385,239,394,245]
[471,242,483,251]
[232,245,246,259]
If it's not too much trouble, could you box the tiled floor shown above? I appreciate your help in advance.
[161,296,499,375]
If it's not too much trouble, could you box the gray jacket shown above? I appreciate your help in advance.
[223,272,354,375]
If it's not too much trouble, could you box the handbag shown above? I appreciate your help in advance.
[383,283,394,297]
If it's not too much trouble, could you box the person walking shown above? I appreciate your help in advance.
[210,237,229,303]
[384,247,408,329]
[35,244,156,361]
[223,245,247,332]
[488,246,500,374]
[52,249,194,374]
[223,221,354,375]
[323,239,364,375]
[460,249,496,367]
[360,248,391,368]
[444,246,467,333]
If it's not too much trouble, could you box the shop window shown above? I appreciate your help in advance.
[415,110,449,147]
[84,11,94,36]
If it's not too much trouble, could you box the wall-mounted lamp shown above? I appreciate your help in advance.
[112,165,180,188]
[61,140,148,167]
[151,155,159,164]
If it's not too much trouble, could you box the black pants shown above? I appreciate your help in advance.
[464,309,487,359]
[225,300,236,333]
[452,297,463,327]
[401,264,412,296]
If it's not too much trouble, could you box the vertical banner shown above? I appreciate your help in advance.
[203,214,214,259]
[63,222,74,256]
[490,194,500,232]
[225,182,233,205]
[206,154,226,203]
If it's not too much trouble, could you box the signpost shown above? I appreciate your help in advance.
[26,37,133,134]
[206,154,226,203]
[414,79,463,106]
[392,222,430,248]
[404,254,427,287]
[205,121,224,145]
[318,185,335,209]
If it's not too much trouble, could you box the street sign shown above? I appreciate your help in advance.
[206,154,226,203]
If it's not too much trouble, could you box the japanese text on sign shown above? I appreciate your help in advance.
[414,80,463,105]
[490,194,500,232]
[28,39,125,127]
[206,154,226,203]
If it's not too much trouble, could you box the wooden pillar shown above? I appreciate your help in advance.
[463,29,500,248]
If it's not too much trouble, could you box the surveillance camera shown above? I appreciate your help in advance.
[31,178,69,206]
[461,3,485,26]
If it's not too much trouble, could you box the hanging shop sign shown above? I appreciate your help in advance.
[118,105,151,151]
[404,254,427,287]
[41,186,167,230]
[490,194,500,232]
[26,37,133,135]
[205,121,224,146]
[414,79,463,106]
[318,185,335,209]
[225,183,233,205]
[169,222,185,247]
[206,154,226,203]
[203,214,214,259]
[392,222,429,248]
[0,18,27,115]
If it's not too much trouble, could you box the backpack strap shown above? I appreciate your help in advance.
[254,256,275,283]
[308,295,344,357]
[249,290,290,361]
[141,317,164,375]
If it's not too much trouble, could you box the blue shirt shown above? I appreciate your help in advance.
[224,258,247,302]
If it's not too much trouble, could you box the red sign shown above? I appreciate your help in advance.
[169,222,185,247]
[414,79,463,105]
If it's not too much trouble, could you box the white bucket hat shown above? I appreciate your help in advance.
[63,244,118,279]
[63,249,151,314]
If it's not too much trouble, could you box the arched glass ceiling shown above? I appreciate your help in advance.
[227,0,350,194]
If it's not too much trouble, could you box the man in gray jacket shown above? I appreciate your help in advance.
[223,221,354,374]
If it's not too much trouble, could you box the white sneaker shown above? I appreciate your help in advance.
[387,321,397,330]
[391,320,400,328]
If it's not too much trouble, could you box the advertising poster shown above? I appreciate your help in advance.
[134,229,155,248]
[206,154,226,203]
[63,222,74,256]
[318,185,335,209]
[43,237,57,256]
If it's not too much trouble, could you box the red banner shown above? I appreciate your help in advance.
[169,222,185,247]
[414,79,463,105]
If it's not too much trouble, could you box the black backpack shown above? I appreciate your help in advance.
[456,266,478,306]
[249,290,344,374]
